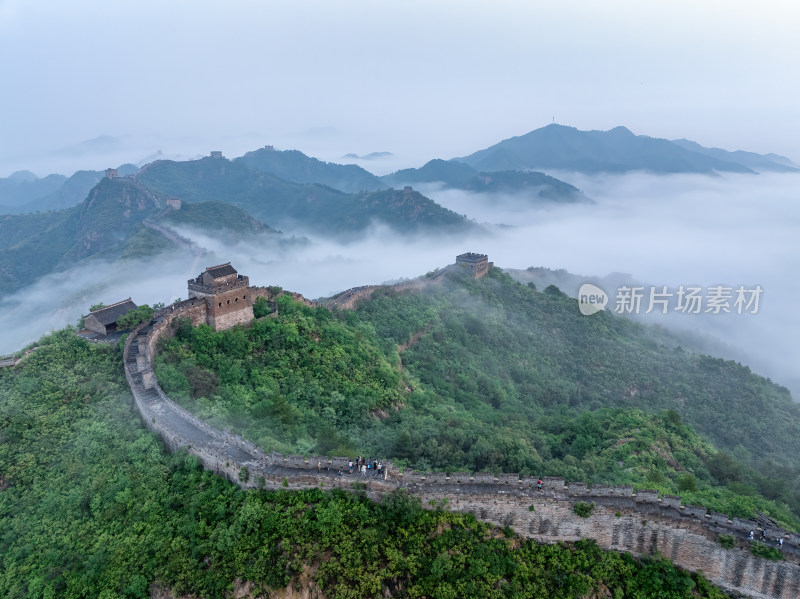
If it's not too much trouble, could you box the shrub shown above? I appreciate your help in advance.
[677,473,698,492]
[750,541,784,561]
[529,505,536,512]
[717,534,735,549]
[574,502,595,518]
[253,296,272,318]
[238,467,249,483]
[116,305,155,330]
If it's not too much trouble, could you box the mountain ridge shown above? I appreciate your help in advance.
[383,159,589,203]
[237,147,387,192]
[456,124,795,174]
[135,157,476,237]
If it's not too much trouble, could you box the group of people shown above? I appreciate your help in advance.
[347,456,385,478]
[748,529,785,548]
[313,456,386,478]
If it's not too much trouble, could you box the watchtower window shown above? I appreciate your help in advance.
[218,302,222,307]
[235,297,238,302]
[227,299,230,305]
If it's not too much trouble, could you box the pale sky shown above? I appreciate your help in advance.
[1,0,800,176]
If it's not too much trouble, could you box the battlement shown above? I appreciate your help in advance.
[187,275,249,296]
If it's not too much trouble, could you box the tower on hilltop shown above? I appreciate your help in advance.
[187,263,253,331]
[456,252,490,279]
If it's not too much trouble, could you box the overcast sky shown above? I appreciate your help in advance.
[1,0,800,176]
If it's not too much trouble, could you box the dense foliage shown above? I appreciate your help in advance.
[154,269,800,528]
[155,295,411,455]
[0,332,731,598]
[116,305,155,330]
[356,269,800,526]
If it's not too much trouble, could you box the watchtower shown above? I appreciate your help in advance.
[456,252,490,279]
[188,263,253,331]
[210,151,223,159]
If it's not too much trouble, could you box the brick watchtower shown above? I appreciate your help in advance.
[456,252,490,279]
[187,263,253,331]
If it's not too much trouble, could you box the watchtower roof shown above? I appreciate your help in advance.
[205,263,237,279]
[88,298,137,325]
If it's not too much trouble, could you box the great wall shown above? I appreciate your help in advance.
[112,262,800,599]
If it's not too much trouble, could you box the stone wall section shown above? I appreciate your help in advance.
[122,299,800,599]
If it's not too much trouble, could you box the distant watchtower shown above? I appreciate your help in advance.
[456,252,489,279]
[105,168,119,179]
[188,263,253,331]
[210,151,223,159]
[166,198,182,210]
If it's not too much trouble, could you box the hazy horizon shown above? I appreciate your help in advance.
[2,1,799,177]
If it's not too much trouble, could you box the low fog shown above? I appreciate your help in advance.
[2,171,797,399]
[422,172,800,397]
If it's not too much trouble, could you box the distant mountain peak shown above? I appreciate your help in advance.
[8,170,38,183]
[456,124,763,174]
[236,146,386,193]
[608,125,634,136]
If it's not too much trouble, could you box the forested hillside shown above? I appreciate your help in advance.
[135,157,475,236]
[0,178,160,296]
[237,147,387,192]
[0,332,729,598]
[154,270,800,529]
[382,159,588,203]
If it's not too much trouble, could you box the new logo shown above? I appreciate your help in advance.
[578,283,608,316]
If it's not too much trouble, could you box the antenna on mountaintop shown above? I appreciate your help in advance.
[552,116,555,123]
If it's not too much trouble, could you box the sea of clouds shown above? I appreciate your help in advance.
[2,170,797,398]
